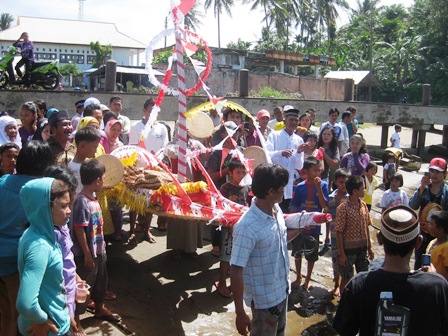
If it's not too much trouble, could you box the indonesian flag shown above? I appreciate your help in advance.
[177,0,196,15]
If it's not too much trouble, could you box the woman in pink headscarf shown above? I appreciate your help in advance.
[100,119,123,154]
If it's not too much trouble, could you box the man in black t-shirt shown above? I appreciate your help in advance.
[333,205,448,336]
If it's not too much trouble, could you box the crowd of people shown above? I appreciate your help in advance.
[0,97,447,336]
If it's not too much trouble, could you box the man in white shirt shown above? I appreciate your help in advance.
[109,96,130,145]
[266,107,305,212]
[129,98,169,154]
[268,106,284,129]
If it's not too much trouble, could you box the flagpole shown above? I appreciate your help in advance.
[174,8,188,183]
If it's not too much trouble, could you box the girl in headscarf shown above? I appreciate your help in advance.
[32,118,51,141]
[100,119,123,154]
[0,116,22,148]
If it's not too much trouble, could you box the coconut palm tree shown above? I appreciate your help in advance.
[0,13,14,31]
[204,0,235,48]
[185,2,204,32]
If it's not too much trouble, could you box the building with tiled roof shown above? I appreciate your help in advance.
[0,16,145,70]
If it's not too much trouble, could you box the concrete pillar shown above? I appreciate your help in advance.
[411,130,419,149]
[105,59,117,92]
[381,125,389,148]
[422,84,431,106]
[443,126,448,148]
[239,69,249,97]
[344,78,354,101]
[418,130,427,156]
[279,60,285,73]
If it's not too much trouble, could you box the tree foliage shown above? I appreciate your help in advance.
[0,13,14,31]
[89,41,112,68]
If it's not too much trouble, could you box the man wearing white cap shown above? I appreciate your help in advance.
[409,157,448,269]
[333,205,448,336]
[266,107,305,212]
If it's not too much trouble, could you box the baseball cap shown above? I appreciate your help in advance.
[257,109,270,120]
[429,158,447,172]
[381,205,419,244]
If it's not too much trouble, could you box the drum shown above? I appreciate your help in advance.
[186,111,214,139]
[243,146,269,170]
[96,154,124,188]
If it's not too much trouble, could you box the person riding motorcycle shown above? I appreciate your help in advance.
[12,32,34,88]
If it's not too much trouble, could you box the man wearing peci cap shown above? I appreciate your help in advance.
[266,107,305,213]
[47,110,76,166]
[409,157,448,269]
[333,205,448,336]
[71,99,85,130]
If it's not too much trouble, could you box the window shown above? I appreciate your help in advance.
[35,53,57,61]
[60,54,85,64]
[87,55,95,64]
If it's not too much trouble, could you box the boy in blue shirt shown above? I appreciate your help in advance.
[290,156,329,290]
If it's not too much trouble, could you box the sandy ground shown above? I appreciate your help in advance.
[79,124,442,336]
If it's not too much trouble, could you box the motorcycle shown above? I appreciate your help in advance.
[0,46,62,90]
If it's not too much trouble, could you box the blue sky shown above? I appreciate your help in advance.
[4,0,413,49]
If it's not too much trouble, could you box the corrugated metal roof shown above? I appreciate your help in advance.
[324,70,379,87]
[0,16,145,49]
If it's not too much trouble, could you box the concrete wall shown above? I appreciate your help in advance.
[182,67,346,100]
[0,90,447,129]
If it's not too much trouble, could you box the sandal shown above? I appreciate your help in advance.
[144,235,156,244]
[95,309,121,323]
[125,234,137,245]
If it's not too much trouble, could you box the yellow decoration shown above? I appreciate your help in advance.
[155,181,208,196]
[185,100,254,122]
[119,152,138,167]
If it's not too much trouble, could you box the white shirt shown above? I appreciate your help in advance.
[68,160,82,194]
[118,114,131,135]
[266,129,304,199]
[391,132,400,148]
[129,121,168,154]
[338,122,350,157]
[268,119,280,129]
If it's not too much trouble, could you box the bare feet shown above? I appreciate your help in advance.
[303,277,313,291]
[214,281,232,298]
[291,277,302,290]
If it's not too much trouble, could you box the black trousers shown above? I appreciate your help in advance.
[15,57,32,86]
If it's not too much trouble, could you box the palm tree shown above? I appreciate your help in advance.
[204,0,235,48]
[351,0,381,16]
[0,13,14,31]
[316,0,349,48]
[185,2,204,32]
